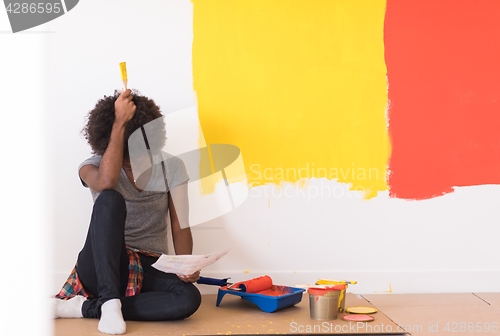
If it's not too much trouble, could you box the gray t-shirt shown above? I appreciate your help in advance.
[78,152,189,254]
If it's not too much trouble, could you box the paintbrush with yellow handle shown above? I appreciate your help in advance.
[119,62,128,90]
[317,278,357,285]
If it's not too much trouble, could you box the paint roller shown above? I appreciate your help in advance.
[197,276,231,287]
[229,275,273,292]
[198,275,274,293]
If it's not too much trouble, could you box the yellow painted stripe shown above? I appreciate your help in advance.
[193,0,390,198]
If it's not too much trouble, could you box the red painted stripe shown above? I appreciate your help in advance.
[385,0,500,199]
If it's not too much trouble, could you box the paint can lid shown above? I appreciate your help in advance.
[345,306,378,314]
[342,314,374,322]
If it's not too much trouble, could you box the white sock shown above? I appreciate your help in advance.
[52,296,86,318]
[98,299,126,335]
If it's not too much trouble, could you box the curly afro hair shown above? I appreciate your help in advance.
[82,89,166,161]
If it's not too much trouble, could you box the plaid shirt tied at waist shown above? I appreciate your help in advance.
[55,246,161,300]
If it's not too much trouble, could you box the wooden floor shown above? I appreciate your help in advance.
[54,293,500,336]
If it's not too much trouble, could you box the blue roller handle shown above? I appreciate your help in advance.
[197,276,230,287]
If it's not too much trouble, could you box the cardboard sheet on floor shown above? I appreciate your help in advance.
[474,292,500,307]
[54,293,403,335]
[363,293,500,336]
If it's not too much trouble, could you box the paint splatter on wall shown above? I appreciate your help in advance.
[385,0,500,200]
[192,0,390,199]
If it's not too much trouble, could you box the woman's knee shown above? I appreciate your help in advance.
[178,284,202,319]
[94,190,126,214]
[158,284,201,321]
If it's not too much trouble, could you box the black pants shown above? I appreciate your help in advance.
[76,189,201,321]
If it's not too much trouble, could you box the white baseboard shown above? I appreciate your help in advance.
[194,270,500,295]
[52,270,500,296]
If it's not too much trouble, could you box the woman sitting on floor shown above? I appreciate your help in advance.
[52,89,201,335]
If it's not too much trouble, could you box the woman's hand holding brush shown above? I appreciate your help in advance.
[114,89,136,126]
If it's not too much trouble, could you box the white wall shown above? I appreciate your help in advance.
[2,6,498,335]
[0,11,52,336]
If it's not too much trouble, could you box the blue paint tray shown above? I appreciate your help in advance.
[216,285,306,313]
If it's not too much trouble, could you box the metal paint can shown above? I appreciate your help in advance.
[308,287,341,320]
[315,280,351,312]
